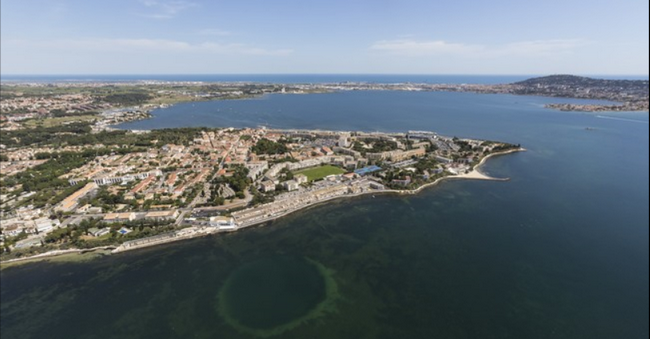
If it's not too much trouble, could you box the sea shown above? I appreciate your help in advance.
[1,77,648,339]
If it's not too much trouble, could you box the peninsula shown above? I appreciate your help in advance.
[0,121,521,264]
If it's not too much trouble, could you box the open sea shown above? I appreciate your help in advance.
[1,85,648,338]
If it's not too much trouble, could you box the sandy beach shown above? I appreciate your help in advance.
[386,148,525,196]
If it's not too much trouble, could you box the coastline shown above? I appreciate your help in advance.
[0,148,525,267]
[0,247,115,269]
[384,148,524,196]
[219,149,525,230]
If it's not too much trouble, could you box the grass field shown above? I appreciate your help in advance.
[294,165,346,182]
[23,114,97,128]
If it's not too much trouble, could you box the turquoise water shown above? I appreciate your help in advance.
[2,91,648,338]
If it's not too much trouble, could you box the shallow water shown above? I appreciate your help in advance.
[2,91,648,339]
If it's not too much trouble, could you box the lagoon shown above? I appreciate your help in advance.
[2,90,648,339]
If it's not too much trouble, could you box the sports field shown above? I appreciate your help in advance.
[294,165,346,182]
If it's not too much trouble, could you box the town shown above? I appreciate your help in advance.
[8,74,639,262]
[0,120,520,261]
[2,74,648,129]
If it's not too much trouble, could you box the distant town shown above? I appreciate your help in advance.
[1,75,648,130]
[1,74,645,263]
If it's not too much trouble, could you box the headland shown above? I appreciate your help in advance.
[1,122,522,265]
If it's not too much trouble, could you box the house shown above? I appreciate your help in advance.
[103,212,136,223]
[366,148,425,162]
[87,206,103,214]
[342,173,357,181]
[16,207,42,219]
[338,134,350,147]
[324,174,339,181]
[34,218,60,234]
[209,216,237,230]
[369,181,385,190]
[76,204,92,213]
[55,182,98,212]
[150,204,173,210]
[165,172,178,187]
[246,162,269,180]
[283,180,299,191]
[3,224,23,237]
[88,227,110,237]
[260,180,276,192]
[435,155,453,164]
[321,146,334,155]
[391,176,412,186]
[294,174,308,184]
[14,237,43,249]
[144,210,179,221]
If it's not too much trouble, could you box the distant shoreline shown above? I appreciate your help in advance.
[4,74,647,114]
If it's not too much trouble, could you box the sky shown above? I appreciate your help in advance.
[1,0,648,75]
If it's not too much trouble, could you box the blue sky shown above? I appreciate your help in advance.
[1,0,648,75]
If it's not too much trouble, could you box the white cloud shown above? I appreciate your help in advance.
[198,29,233,37]
[5,38,292,56]
[371,39,483,56]
[138,0,198,19]
[496,39,588,57]
[371,39,588,58]
[199,42,293,56]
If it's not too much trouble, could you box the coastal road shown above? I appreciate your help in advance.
[61,213,106,227]
[175,210,189,226]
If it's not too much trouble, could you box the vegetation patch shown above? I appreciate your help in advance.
[216,256,339,337]
[294,165,346,182]
[251,138,288,155]
[22,115,97,128]
[0,249,112,270]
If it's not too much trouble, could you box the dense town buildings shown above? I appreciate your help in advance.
[0,119,520,257]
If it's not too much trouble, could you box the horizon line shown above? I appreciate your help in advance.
[2,73,649,77]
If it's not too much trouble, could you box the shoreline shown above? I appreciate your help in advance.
[108,89,647,132]
[229,149,525,230]
[383,148,524,196]
[0,148,525,267]
[0,246,115,269]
